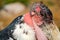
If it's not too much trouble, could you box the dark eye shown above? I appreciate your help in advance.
[33,10,36,12]
[20,26,22,28]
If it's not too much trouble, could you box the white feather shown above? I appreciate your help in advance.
[8,37,13,40]
[12,23,36,40]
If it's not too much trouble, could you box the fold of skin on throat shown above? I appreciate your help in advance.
[32,17,48,40]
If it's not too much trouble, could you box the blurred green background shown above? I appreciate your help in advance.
[0,0,60,30]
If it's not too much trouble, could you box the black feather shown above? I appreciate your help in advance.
[0,15,23,40]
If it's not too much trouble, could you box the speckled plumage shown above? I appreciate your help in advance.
[0,15,36,40]
[0,15,23,40]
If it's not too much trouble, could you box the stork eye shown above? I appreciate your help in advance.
[33,10,36,12]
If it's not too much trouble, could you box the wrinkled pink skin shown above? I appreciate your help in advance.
[24,13,34,28]
[24,12,48,40]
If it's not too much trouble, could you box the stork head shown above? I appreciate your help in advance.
[30,2,53,24]
[30,2,41,15]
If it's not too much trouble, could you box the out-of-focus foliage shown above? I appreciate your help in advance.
[0,0,30,9]
[47,0,54,6]
[3,0,30,6]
